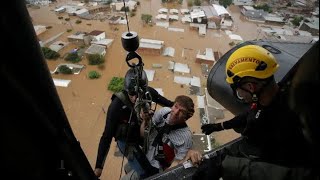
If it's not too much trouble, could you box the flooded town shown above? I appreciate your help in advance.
[24,0,319,179]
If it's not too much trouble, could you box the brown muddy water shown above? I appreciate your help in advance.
[27,1,261,179]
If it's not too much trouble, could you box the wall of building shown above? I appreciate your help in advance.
[137,48,162,56]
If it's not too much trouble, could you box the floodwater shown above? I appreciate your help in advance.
[27,1,260,179]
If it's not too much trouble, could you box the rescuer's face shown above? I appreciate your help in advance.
[128,94,137,104]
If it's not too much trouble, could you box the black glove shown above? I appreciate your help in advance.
[201,123,223,135]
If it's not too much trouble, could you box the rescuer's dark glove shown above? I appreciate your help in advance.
[201,123,223,135]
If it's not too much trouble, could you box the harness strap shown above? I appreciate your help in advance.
[113,91,133,110]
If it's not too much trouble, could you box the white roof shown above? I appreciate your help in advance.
[197,95,205,108]
[168,61,175,70]
[158,8,168,13]
[199,25,206,36]
[118,19,129,24]
[163,47,175,57]
[191,11,206,19]
[191,76,201,87]
[262,28,293,36]
[181,15,191,23]
[180,9,190,14]
[221,20,233,27]
[263,16,284,22]
[224,30,232,35]
[156,14,167,20]
[34,25,46,30]
[91,39,114,47]
[243,6,255,10]
[229,34,243,41]
[168,27,185,32]
[156,21,169,28]
[212,4,230,16]
[144,69,155,81]
[174,76,192,85]
[49,41,69,52]
[68,32,86,40]
[169,15,179,20]
[55,7,65,12]
[75,8,88,15]
[297,30,312,36]
[170,9,179,14]
[53,78,71,87]
[140,38,164,45]
[127,0,137,7]
[85,44,106,55]
[139,38,164,50]
[196,48,215,61]
[34,25,46,35]
[174,63,190,73]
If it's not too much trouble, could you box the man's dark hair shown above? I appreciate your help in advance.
[174,95,195,120]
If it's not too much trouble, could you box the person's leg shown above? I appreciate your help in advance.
[124,163,132,174]
[121,170,140,180]
[117,141,146,177]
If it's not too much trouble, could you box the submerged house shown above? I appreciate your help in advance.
[137,38,164,55]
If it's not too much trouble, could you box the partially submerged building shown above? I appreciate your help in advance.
[110,0,137,11]
[88,30,105,42]
[49,41,69,52]
[137,38,164,55]
[300,18,319,36]
[241,6,266,22]
[196,48,215,65]
[34,25,47,36]
[85,44,106,56]
[67,32,88,46]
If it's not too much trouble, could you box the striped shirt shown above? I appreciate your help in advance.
[146,107,193,169]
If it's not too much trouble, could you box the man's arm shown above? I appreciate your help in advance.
[169,149,203,168]
[147,86,174,107]
[94,97,122,177]
[223,111,248,129]
[168,129,193,169]
[201,112,248,135]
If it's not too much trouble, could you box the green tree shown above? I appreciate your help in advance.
[254,4,272,13]
[194,0,201,6]
[141,14,152,24]
[58,65,72,74]
[108,77,125,92]
[187,0,193,6]
[88,71,101,79]
[219,0,232,8]
[65,52,81,63]
[41,47,60,60]
[88,54,105,65]
[121,6,129,12]
[291,16,303,27]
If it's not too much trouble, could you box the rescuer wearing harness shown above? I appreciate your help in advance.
[191,45,316,179]
[94,69,174,179]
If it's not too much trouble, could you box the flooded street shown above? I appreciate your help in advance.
[28,1,261,179]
